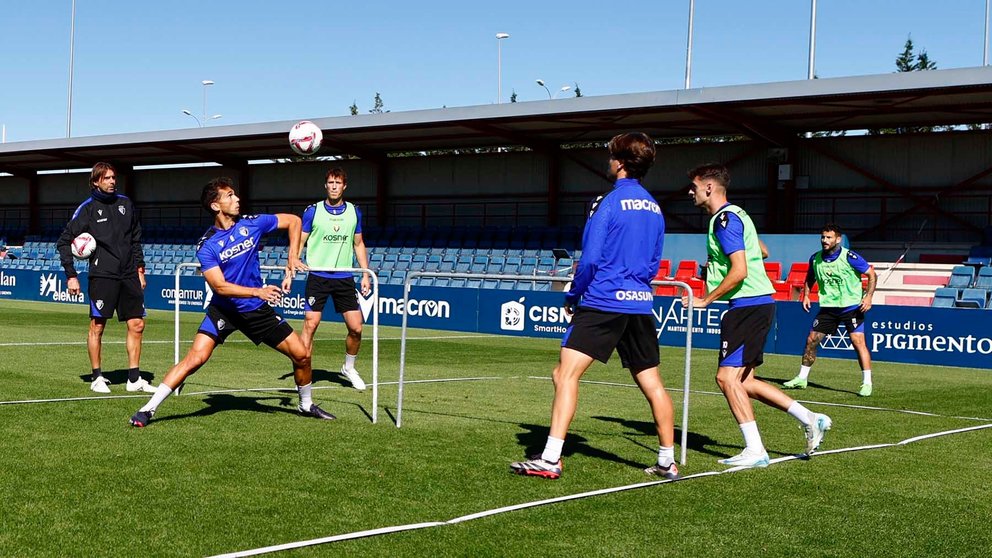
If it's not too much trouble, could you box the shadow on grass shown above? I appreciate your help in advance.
[591,415,727,459]
[513,423,646,469]
[278,368,353,388]
[152,393,297,424]
[78,369,155,385]
[756,374,859,397]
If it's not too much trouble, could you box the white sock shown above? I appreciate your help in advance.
[298,383,313,411]
[139,384,173,413]
[862,369,872,385]
[541,436,564,463]
[658,445,675,467]
[739,421,764,453]
[344,353,357,370]
[798,365,812,380]
[788,401,814,426]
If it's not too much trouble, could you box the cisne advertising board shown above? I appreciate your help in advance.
[2,269,991,369]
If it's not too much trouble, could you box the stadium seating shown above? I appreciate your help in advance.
[947,266,976,288]
[764,261,782,282]
[956,288,989,309]
[931,287,958,308]
[975,266,992,289]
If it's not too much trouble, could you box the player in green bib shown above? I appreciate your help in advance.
[686,163,831,468]
[298,168,372,390]
[784,224,877,396]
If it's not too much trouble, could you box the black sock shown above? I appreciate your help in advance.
[128,367,140,383]
[92,368,102,382]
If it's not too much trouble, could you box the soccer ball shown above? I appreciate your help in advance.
[289,121,323,155]
[71,232,96,259]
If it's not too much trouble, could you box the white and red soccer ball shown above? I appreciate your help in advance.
[289,121,323,155]
[71,232,96,259]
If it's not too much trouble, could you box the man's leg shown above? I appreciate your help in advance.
[130,334,217,426]
[87,318,110,392]
[340,309,366,390]
[299,311,322,357]
[715,365,771,467]
[632,366,680,479]
[510,347,595,479]
[273,332,334,420]
[785,331,825,389]
[123,317,156,391]
[741,369,831,455]
[850,332,873,396]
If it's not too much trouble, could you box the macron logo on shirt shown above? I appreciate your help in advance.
[620,199,661,214]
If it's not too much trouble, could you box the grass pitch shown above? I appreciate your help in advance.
[1,299,991,557]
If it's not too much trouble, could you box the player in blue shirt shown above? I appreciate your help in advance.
[129,177,335,427]
[511,132,679,480]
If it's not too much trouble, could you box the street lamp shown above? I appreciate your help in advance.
[496,32,510,103]
[201,80,215,124]
[536,79,571,99]
[181,109,222,128]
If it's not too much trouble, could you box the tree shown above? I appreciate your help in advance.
[895,37,916,72]
[369,92,388,114]
[509,89,517,103]
[870,37,941,134]
[349,101,359,116]
[573,82,582,98]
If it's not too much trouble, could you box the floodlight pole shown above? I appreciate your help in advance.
[985,0,990,66]
[66,0,76,138]
[496,32,510,103]
[807,0,818,79]
[684,0,694,89]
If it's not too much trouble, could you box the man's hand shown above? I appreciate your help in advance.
[563,302,576,316]
[286,257,308,275]
[802,293,811,312]
[681,294,708,309]
[360,275,371,296]
[254,285,283,304]
[860,293,873,313]
[138,269,146,290]
[67,277,80,295]
[280,274,293,293]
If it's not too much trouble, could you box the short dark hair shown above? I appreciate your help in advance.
[608,133,656,179]
[687,163,730,189]
[822,223,843,236]
[90,162,116,187]
[202,177,235,214]
[325,167,347,183]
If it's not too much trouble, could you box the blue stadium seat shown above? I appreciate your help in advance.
[497,280,516,290]
[450,278,467,288]
[434,277,451,288]
[517,281,533,291]
[482,279,498,289]
[976,267,992,289]
[948,266,975,288]
[466,279,482,289]
[956,288,988,309]
[932,287,957,308]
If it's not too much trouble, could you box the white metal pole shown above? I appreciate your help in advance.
[66,0,76,138]
[684,0,694,89]
[808,0,818,79]
[985,0,990,66]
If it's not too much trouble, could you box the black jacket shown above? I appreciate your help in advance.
[56,190,145,280]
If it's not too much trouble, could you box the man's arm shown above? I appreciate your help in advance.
[354,233,371,295]
[202,267,283,302]
[275,213,307,274]
[802,257,816,311]
[861,266,877,312]
[297,231,310,260]
[131,205,146,289]
[565,201,609,309]
[693,250,747,307]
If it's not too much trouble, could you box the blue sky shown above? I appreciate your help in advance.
[1,0,989,142]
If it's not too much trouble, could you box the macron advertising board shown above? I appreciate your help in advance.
[2,268,991,369]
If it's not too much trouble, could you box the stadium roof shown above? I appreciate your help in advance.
[3,65,992,175]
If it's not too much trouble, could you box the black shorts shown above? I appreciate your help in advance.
[812,307,866,335]
[88,275,145,321]
[719,304,775,368]
[561,307,660,371]
[197,304,294,348]
[305,275,359,314]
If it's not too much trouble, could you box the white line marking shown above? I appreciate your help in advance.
[207,422,992,557]
[0,333,502,348]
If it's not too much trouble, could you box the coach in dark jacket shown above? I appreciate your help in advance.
[56,162,155,394]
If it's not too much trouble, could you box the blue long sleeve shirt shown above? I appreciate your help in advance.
[566,178,665,314]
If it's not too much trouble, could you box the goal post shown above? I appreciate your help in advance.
[395,271,695,466]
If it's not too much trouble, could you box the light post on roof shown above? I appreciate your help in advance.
[181,80,222,127]
[536,79,571,99]
[496,32,510,103]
